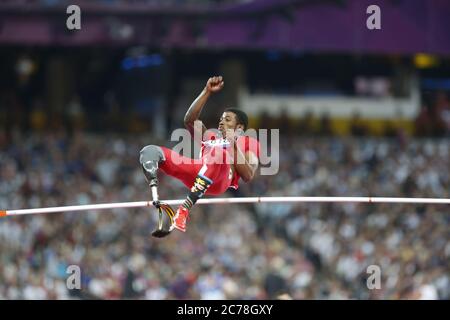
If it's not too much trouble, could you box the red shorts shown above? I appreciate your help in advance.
[159,146,232,195]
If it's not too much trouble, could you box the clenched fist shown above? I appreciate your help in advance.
[205,76,224,93]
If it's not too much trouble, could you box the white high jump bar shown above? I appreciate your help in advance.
[1,196,449,217]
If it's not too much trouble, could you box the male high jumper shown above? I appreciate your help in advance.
[139,76,260,233]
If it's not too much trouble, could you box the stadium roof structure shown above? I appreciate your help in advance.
[0,0,449,55]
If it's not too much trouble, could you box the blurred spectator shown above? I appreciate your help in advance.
[415,105,433,136]
[257,110,277,130]
[274,108,295,137]
[298,111,315,136]
[318,113,333,136]
[29,99,48,132]
[434,92,450,136]
[66,95,86,132]
[349,112,367,136]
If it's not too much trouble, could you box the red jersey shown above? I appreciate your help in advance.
[200,131,260,190]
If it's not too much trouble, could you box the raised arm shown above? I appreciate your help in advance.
[184,76,224,136]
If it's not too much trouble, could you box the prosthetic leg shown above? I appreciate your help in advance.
[140,145,175,238]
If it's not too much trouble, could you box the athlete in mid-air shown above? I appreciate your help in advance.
[139,76,260,233]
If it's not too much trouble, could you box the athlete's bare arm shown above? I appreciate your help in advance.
[184,76,224,137]
[234,148,258,183]
[225,130,259,183]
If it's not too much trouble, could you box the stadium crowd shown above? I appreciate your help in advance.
[0,127,448,300]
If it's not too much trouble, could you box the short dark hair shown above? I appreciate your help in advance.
[224,108,248,130]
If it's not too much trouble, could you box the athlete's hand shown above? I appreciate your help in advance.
[224,128,240,144]
[205,76,224,93]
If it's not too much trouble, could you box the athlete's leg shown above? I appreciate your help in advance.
[140,144,232,193]
[140,145,233,233]
[139,145,168,207]
[171,148,233,232]
[140,145,202,186]
[139,145,166,187]
[180,148,232,209]
[157,147,201,187]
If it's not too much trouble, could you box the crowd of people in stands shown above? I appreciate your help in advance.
[0,126,448,299]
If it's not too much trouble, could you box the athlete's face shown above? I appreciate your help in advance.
[218,112,243,137]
